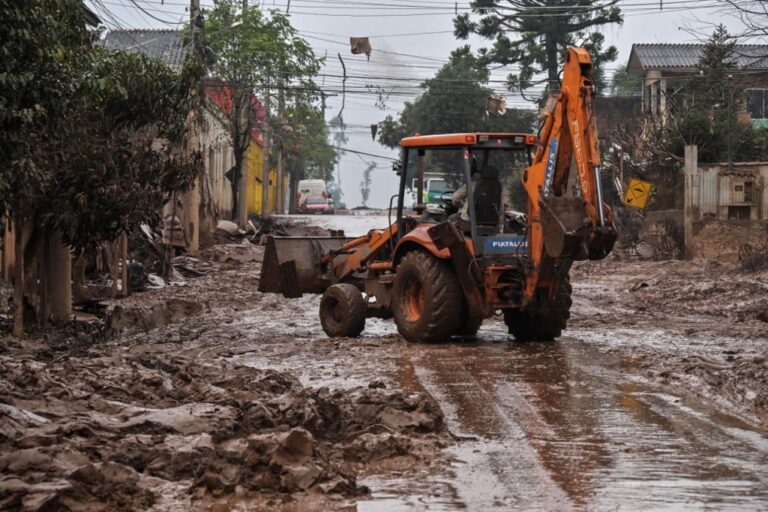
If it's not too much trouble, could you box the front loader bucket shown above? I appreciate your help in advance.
[539,195,590,260]
[258,236,351,297]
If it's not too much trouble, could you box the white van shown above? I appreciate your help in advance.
[297,179,331,213]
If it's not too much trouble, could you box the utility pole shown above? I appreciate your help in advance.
[183,0,202,253]
[261,81,271,217]
[276,78,286,214]
[727,74,734,169]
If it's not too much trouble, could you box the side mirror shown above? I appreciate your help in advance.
[392,160,403,176]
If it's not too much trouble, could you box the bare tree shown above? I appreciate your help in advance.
[722,1,768,43]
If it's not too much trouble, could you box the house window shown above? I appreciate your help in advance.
[727,205,751,220]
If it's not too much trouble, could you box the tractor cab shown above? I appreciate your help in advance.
[395,132,538,260]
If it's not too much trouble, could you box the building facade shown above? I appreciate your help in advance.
[100,28,281,225]
[626,43,768,125]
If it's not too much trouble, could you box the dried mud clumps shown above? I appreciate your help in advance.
[0,346,447,510]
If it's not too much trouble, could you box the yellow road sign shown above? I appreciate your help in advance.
[623,178,653,209]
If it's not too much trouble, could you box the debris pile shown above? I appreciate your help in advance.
[0,339,447,510]
[739,243,768,272]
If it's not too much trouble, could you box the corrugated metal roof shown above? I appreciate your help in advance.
[100,29,189,70]
[81,4,100,26]
[628,44,768,71]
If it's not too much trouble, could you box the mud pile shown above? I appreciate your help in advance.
[572,259,768,425]
[0,338,446,510]
[574,259,768,323]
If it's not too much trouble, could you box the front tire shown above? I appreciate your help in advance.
[504,277,572,341]
[391,251,463,342]
[320,283,366,337]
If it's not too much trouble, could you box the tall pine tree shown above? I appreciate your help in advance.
[454,0,622,96]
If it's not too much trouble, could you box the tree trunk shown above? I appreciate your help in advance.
[237,144,249,226]
[12,218,24,337]
[546,37,559,94]
[46,229,72,323]
[38,227,49,326]
[2,217,15,283]
[231,150,242,222]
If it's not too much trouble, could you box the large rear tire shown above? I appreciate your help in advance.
[457,308,483,337]
[504,277,572,341]
[392,251,462,343]
[320,283,366,337]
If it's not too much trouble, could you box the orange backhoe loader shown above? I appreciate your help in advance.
[259,47,617,342]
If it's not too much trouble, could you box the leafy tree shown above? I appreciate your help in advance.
[0,0,201,332]
[378,46,536,148]
[283,102,338,211]
[454,0,622,96]
[378,47,536,188]
[609,63,639,96]
[204,1,322,221]
[360,161,376,207]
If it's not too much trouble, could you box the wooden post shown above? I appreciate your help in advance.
[684,144,698,259]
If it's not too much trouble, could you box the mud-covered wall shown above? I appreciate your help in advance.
[697,163,768,220]
[691,219,768,261]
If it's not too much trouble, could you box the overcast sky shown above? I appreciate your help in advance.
[88,0,751,208]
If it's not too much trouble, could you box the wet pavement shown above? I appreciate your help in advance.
[394,333,768,510]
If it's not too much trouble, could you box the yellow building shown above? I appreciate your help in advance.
[245,143,281,215]
[245,143,289,216]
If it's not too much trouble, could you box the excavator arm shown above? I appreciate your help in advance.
[522,47,617,304]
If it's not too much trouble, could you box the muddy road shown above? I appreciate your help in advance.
[230,259,768,511]
[1,228,767,510]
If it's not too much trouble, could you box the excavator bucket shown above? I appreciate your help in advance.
[258,235,351,297]
[539,195,591,260]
